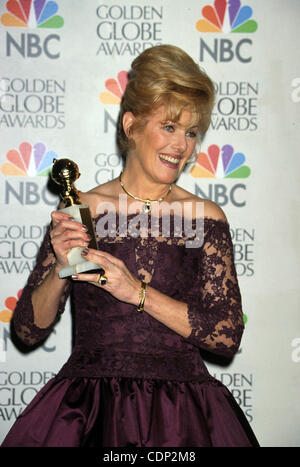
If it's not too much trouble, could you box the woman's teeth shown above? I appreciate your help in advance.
[159,154,180,164]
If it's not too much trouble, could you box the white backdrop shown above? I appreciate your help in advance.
[0,0,299,447]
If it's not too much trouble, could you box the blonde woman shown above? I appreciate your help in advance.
[2,45,259,447]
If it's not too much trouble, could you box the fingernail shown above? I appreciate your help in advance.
[81,248,89,256]
[82,225,88,231]
[71,274,78,280]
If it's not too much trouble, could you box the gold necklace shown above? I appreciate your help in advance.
[119,172,172,213]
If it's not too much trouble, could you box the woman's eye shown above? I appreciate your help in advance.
[185,131,197,138]
[164,124,175,132]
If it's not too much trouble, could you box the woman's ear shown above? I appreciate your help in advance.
[122,112,135,138]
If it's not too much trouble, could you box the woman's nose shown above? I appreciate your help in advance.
[172,131,187,152]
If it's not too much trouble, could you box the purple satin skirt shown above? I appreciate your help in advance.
[1,376,259,447]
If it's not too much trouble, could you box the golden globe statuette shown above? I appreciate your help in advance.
[51,158,103,279]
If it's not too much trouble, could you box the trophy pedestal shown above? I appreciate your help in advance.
[58,204,101,279]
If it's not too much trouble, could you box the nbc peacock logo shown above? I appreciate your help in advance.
[196,0,258,33]
[190,144,251,179]
[1,0,64,28]
[0,142,58,177]
[99,71,129,105]
[0,290,22,323]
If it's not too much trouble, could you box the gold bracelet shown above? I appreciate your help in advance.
[137,281,146,312]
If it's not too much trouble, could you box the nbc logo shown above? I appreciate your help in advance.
[1,142,59,206]
[196,1,258,63]
[1,1,64,59]
[0,290,22,324]
[190,144,250,179]
[0,142,57,177]
[1,0,64,28]
[99,71,129,105]
[196,0,257,33]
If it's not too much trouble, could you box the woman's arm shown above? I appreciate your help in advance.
[31,263,69,329]
[181,217,244,357]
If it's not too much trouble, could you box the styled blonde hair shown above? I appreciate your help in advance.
[117,44,215,157]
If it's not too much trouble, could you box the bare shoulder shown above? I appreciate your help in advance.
[202,198,227,222]
[174,185,227,221]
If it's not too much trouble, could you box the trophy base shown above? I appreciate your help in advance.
[58,260,102,279]
[58,204,102,278]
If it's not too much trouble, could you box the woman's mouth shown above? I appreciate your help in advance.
[158,153,181,168]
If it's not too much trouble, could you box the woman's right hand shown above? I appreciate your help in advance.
[50,211,91,270]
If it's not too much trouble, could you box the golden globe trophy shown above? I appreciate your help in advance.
[51,158,103,279]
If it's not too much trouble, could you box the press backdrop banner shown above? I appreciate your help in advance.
[0,0,299,447]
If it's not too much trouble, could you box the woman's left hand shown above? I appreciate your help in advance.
[72,248,140,305]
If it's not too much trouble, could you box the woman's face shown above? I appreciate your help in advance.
[124,106,199,185]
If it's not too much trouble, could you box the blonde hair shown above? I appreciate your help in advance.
[117,44,215,157]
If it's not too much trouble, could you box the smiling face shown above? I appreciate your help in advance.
[124,106,199,185]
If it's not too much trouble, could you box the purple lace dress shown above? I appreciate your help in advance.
[2,214,259,447]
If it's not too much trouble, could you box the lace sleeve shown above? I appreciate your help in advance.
[13,225,71,346]
[184,219,244,357]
